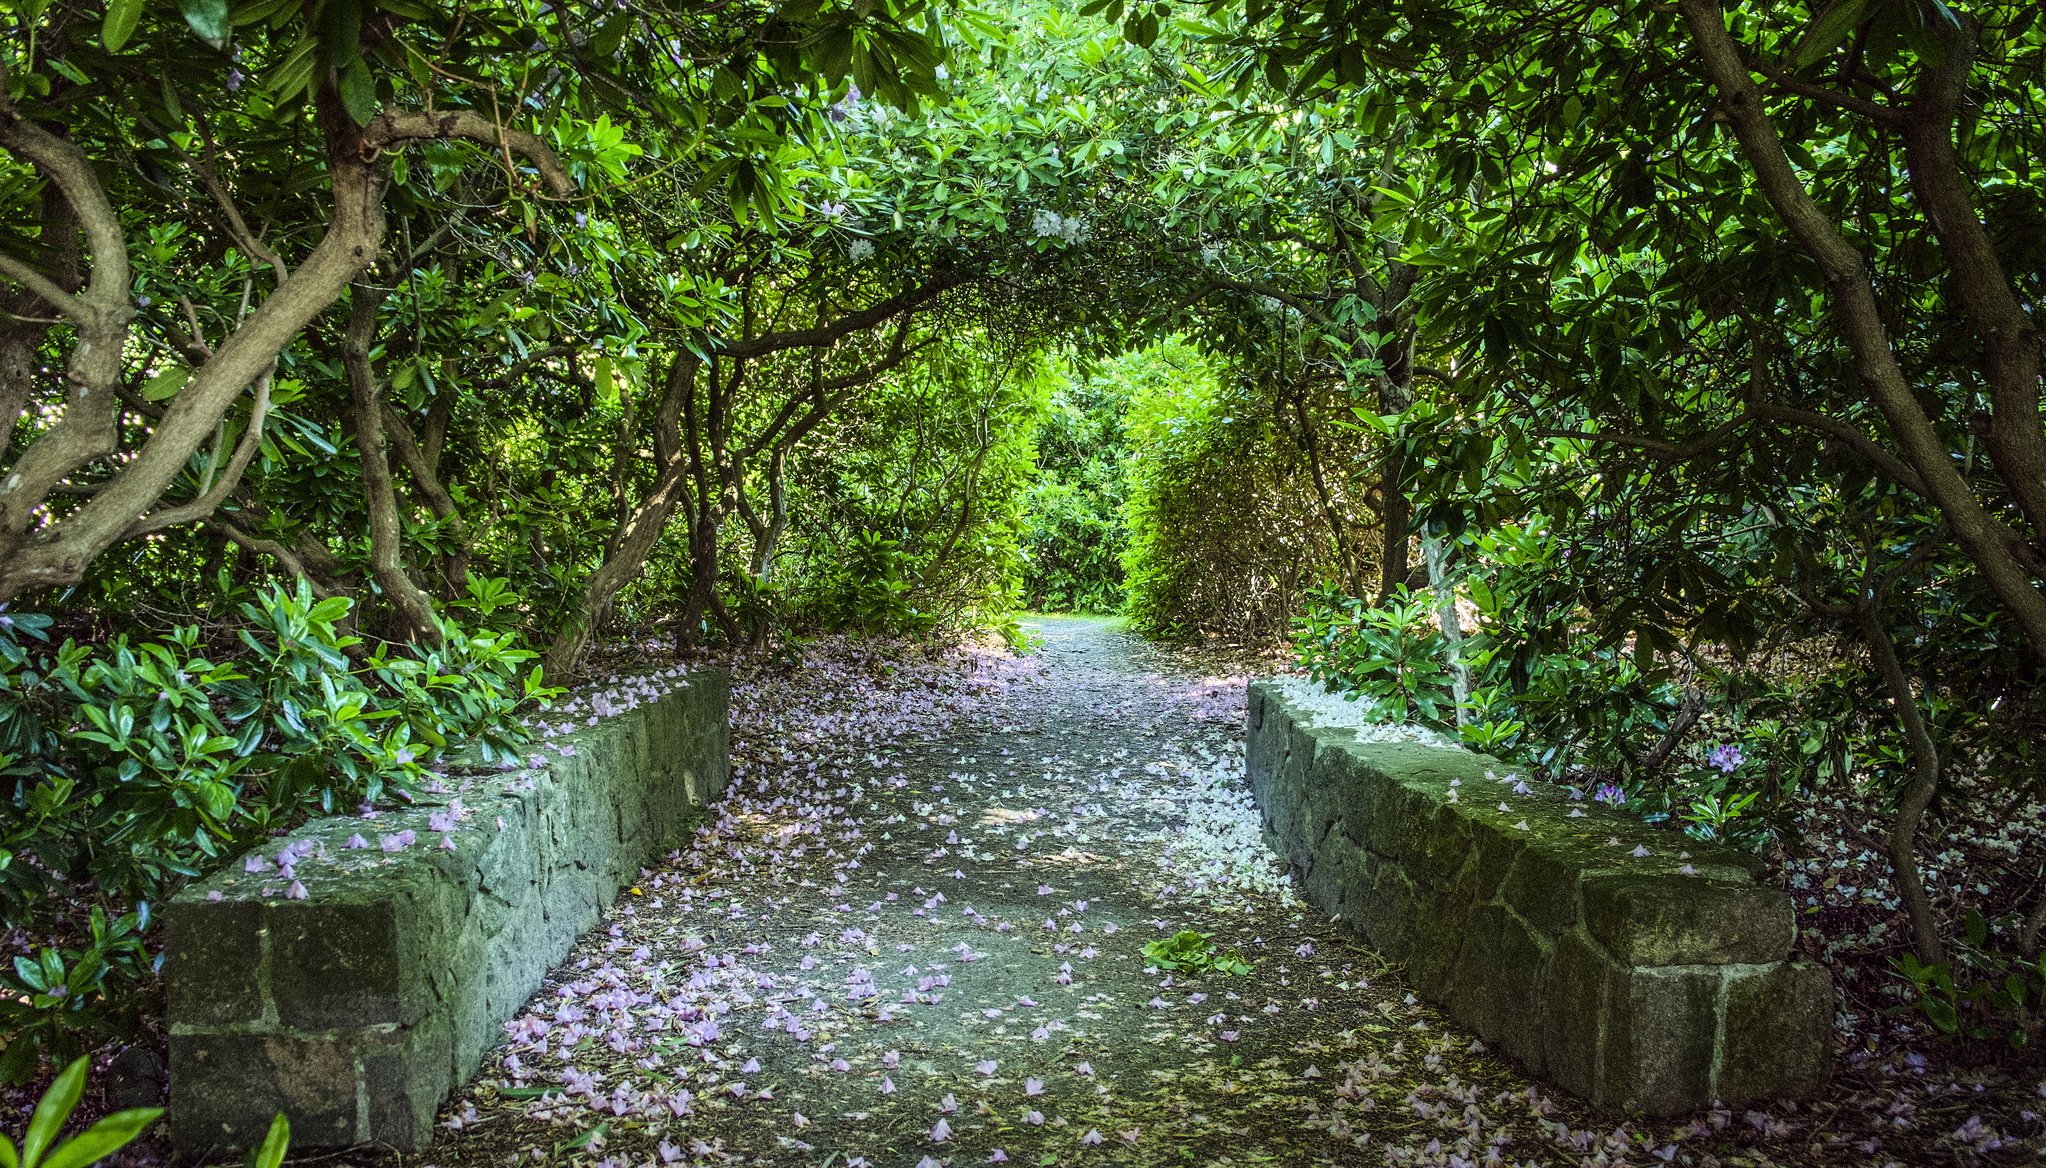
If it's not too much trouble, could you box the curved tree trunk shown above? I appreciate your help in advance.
[541,460,693,679]
[1857,607,1947,963]
[343,283,442,646]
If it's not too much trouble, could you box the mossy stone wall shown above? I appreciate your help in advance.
[1247,681,1832,1115]
[164,669,729,1153]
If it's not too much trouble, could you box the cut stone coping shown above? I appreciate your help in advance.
[1247,679,1833,1115]
[164,667,730,1153]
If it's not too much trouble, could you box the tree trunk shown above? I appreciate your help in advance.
[1676,0,2046,668]
[541,459,692,679]
[1857,606,1947,964]
[1376,334,1417,602]
[1422,532,1469,720]
[0,84,572,602]
[382,404,471,590]
[1372,264,1420,603]
[676,507,723,652]
[0,183,81,467]
[1896,22,2046,541]
[343,283,442,646]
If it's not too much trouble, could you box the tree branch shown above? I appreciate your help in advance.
[0,254,89,321]
[1675,0,2046,666]
[122,368,274,537]
[714,269,974,359]
[1755,61,1900,124]
[364,108,576,197]
[1747,403,1929,494]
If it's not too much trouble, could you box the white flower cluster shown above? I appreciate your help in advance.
[847,239,874,262]
[1030,209,1092,245]
[1266,677,1458,748]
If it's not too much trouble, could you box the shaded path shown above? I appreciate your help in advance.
[427,619,1747,1166]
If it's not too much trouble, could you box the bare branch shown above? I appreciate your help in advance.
[1755,61,1900,124]
[366,108,577,197]
[204,515,348,601]
[1748,403,1928,495]
[0,253,89,321]
[715,269,975,359]
[122,369,274,538]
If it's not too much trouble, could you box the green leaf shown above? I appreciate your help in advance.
[1793,0,1877,68]
[591,12,629,56]
[318,0,361,67]
[230,0,298,26]
[41,1109,164,1168]
[11,956,48,992]
[1964,908,1988,948]
[103,0,145,52]
[143,366,190,402]
[262,34,318,101]
[179,0,231,48]
[338,57,379,126]
[22,1058,88,1168]
[246,1113,289,1168]
[0,1037,38,1087]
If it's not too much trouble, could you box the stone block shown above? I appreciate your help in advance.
[1300,829,1357,917]
[1581,874,1793,966]
[162,899,266,1027]
[1453,817,1523,905]
[363,1013,455,1151]
[1349,856,1425,961]
[1402,882,1478,990]
[268,898,410,1030]
[1597,965,1720,1115]
[1241,682,1833,1117]
[1498,845,1583,936]
[1716,961,1834,1102]
[1449,903,1550,1058]
[1535,929,1610,1093]
[169,1032,359,1150]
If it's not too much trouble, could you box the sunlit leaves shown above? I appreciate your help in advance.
[178,0,231,47]
[100,0,143,50]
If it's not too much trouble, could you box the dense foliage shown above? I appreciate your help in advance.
[0,582,547,1072]
[1119,341,1372,641]
[1019,366,1129,614]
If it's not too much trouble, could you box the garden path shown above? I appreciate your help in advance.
[428,618,1845,1167]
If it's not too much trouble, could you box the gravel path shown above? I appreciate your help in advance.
[427,618,2040,1168]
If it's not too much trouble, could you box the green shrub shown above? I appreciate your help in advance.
[1892,916,2045,1050]
[1020,370,1128,613]
[1119,341,1373,642]
[0,1056,162,1168]
[820,532,942,637]
[1141,930,1252,976]
[1291,524,1832,852]
[0,580,553,1075]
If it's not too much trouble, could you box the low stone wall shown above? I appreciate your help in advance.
[165,668,730,1153]
[1247,681,1832,1115]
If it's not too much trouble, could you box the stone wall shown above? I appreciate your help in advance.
[1247,681,1833,1115]
[165,669,729,1153]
